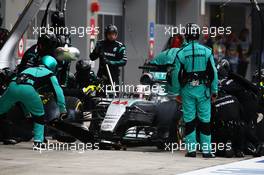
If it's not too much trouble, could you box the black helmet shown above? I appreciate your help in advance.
[51,11,65,28]
[104,24,118,38]
[217,59,230,78]
[185,23,200,41]
[76,60,91,72]
[37,31,59,57]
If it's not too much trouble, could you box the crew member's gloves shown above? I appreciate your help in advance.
[59,112,68,120]
[94,42,102,55]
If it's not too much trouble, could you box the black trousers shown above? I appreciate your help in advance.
[0,117,13,140]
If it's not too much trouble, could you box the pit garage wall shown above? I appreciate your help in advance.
[66,0,90,72]
[154,24,171,55]
[125,0,156,84]
[3,0,28,30]
[99,0,123,15]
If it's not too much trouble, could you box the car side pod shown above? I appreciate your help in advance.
[48,119,94,143]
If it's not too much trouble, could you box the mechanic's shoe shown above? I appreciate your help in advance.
[245,142,256,155]
[225,141,234,158]
[225,149,235,158]
[3,139,18,145]
[43,137,48,143]
[202,153,215,158]
[185,152,196,157]
[235,150,245,158]
[33,142,46,150]
[254,144,264,157]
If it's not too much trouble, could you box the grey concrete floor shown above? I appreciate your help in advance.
[0,142,249,175]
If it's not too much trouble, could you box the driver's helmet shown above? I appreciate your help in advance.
[76,59,91,73]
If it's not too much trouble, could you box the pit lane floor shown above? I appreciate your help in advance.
[0,142,252,175]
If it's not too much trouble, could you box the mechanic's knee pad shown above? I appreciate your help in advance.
[199,121,210,135]
[185,119,196,136]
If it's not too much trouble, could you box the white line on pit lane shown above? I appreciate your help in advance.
[179,157,264,175]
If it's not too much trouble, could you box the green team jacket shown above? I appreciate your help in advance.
[172,41,218,96]
[16,66,67,113]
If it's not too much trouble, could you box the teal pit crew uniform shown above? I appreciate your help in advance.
[173,40,218,155]
[150,48,179,93]
[0,56,66,143]
[150,48,179,65]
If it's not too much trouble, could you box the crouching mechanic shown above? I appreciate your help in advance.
[173,23,218,158]
[90,24,127,85]
[0,56,66,147]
